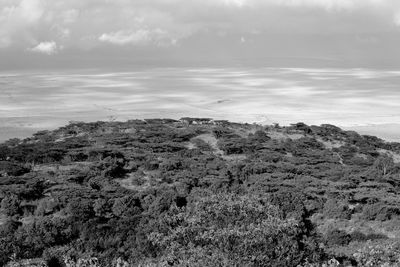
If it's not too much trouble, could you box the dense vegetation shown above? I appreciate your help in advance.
[1,118,400,266]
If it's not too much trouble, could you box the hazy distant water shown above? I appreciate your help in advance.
[1,67,400,141]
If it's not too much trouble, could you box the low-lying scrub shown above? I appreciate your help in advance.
[1,118,400,266]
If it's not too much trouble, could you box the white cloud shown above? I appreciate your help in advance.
[62,9,79,24]
[0,0,45,48]
[394,11,400,26]
[99,29,174,46]
[214,0,385,10]
[0,0,399,53]
[17,0,44,23]
[274,0,357,10]
[222,0,248,7]
[30,41,58,55]
[99,30,151,45]
[0,36,11,48]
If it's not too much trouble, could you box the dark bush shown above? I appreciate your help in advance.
[212,127,235,139]
[143,159,159,170]
[1,194,21,216]
[0,161,30,176]
[249,130,271,143]
[269,191,307,220]
[361,203,395,221]
[218,138,247,154]
[323,199,352,220]
[0,145,11,160]
[350,231,387,242]
[325,229,351,246]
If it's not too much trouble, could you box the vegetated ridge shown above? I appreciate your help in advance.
[1,118,400,266]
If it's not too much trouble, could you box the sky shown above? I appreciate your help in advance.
[2,0,400,69]
[1,0,400,141]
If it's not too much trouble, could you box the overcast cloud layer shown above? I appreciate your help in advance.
[1,0,400,68]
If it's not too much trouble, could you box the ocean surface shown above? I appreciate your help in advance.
[0,67,399,142]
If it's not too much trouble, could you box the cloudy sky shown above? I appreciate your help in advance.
[2,0,400,69]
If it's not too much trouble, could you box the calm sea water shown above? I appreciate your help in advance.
[1,67,400,141]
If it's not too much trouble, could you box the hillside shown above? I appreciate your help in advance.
[1,118,400,266]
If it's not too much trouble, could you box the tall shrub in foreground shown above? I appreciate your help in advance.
[148,192,322,267]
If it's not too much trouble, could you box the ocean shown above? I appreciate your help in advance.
[1,67,399,142]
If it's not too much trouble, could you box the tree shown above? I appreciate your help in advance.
[373,154,394,176]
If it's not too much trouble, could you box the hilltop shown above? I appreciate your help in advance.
[1,118,400,266]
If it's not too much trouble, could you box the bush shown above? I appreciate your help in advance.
[212,127,234,139]
[12,217,75,260]
[361,203,394,221]
[325,229,351,246]
[0,145,11,160]
[323,199,352,220]
[42,246,69,267]
[143,159,159,171]
[350,231,387,242]
[217,138,247,154]
[0,161,30,176]
[149,192,323,266]
[269,191,308,220]
[66,198,95,220]
[1,194,21,217]
[191,138,213,151]
[353,241,400,267]
[97,156,127,178]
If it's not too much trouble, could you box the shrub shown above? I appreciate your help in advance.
[149,192,323,266]
[42,246,69,267]
[353,241,400,267]
[249,130,271,143]
[212,127,235,139]
[350,231,387,242]
[1,194,21,217]
[191,138,213,151]
[361,203,394,221]
[268,191,308,220]
[66,198,95,220]
[323,199,352,220]
[325,229,351,246]
[143,159,159,171]
[111,196,141,218]
[97,156,127,178]
[13,217,75,260]
[0,145,11,160]
[0,161,30,176]
[217,138,247,154]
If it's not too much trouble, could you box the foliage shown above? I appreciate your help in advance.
[1,118,400,266]
[325,229,351,246]
[1,194,21,216]
[0,161,30,176]
[361,203,398,221]
[323,199,352,220]
[353,241,400,267]
[149,192,322,266]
